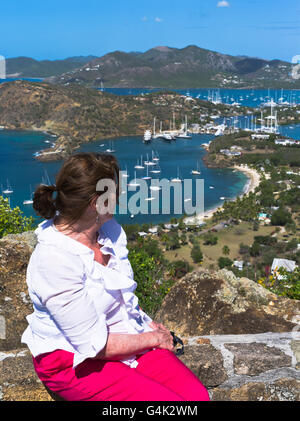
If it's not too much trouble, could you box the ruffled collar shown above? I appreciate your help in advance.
[34,218,143,331]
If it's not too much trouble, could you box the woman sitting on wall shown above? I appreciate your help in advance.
[21,152,210,401]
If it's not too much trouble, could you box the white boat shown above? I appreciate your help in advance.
[177,132,192,139]
[142,165,151,180]
[150,166,161,174]
[144,153,155,166]
[191,161,201,175]
[134,155,145,170]
[106,141,116,153]
[171,167,182,183]
[143,130,152,142]
[220,196,225,200]
[2,179,13,194]
[209,186,215,189]
[159,133,173,141]
[152,151,160,161]
[149,185,161,191]
[128,172,140,188]
[23,184,34,205]
[177,115,192,138]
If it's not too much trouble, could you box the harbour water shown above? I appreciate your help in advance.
[0,130,248,226]
[100,88,300,109]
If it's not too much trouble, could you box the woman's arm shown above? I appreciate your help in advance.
[96,325,174,361]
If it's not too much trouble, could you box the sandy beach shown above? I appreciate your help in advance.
[184,165,261,225]
[234,164,261,195]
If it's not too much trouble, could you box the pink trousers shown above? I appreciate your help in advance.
[32,348,210,401]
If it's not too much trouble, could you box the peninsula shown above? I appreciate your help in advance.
[0,80,250,162]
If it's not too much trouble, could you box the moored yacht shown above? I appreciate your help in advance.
[191,161,201,175]
[134,155,145,170]
[23,185,34,205]
[143,130,152,143]
[171,167,182,183]
[2,179,13,194]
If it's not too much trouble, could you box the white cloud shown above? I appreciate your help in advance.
[154,17,163,23]
[141,16,148,22]
[217,1,230,7]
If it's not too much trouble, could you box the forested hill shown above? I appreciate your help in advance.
[5,56,98,78]
[47,45,299,89]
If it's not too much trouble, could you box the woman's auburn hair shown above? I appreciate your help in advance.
[33,152,120,225]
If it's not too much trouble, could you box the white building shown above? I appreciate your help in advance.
[251,134,270,140]
[233,261,244,271]
[275,139,300,146]
[271,258,297,280]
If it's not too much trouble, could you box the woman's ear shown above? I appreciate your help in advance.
[89,195,99,212]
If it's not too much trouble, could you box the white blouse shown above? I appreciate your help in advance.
[21,217,153,369]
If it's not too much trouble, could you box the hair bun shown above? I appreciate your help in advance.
[33,184,57,219]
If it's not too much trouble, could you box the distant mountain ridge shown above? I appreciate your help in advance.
[46,45,299,89]
[5,55,98,78]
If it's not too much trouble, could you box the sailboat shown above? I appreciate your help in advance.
[134,155,145,170]
[177,115,192,138]
[106,141,116,153]
[2,179,13,194]
[150,163,161,174]
[128,171,140,188]
[191,161,201,175]
[144,153,155,166]
[152,151,160,162]
[23,185,34,205]
[171,167,182,183]
[142,165,151,180]
[121,165,130,178]
[151,117,161,139]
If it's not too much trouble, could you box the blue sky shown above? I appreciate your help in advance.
[1,0,300,62]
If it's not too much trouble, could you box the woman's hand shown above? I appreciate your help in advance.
[149,321,174,352]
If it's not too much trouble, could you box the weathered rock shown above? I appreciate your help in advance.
[211,378,300,401]
[224,342,292,376]
[156,268,300,337]
[0,232,36,351]
[0,348,52,401]
[179,344,227,387]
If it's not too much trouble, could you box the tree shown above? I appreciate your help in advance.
[222,245,230,256]
[271,207,292,226]
[218,257,233,269]
[203,233,218,246]
[169,260,192,279]
[0,196,35,239]
[250,241,261,257]
[191,244,203,264]
[128,246,173,317]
